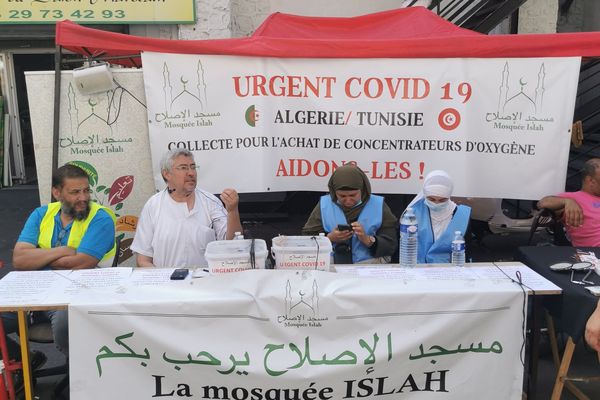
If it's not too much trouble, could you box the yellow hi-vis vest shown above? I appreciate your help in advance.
[38,202,116,266]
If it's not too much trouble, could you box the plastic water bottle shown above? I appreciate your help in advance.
[234,231,244,240]
[399,207,418,268]
[451,231,466,267]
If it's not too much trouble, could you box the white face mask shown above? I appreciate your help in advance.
[425,198,448,212]
[337,199,363,209]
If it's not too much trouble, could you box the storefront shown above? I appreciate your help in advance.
[0,24,127,185]
[0,0,196,185]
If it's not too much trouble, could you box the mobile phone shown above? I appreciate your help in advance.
[170,268,189,280]
[337,224,352,231]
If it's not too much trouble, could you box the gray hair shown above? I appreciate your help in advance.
[582,158,600,182]
[160,148,194,181]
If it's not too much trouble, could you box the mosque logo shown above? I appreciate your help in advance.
[497,62,546,115]
[65,82,143,140]
[161,60,208,112]
[484,62,555,132]
[277,276,329,328]
[285,279,319,317]
[153,59,221,127]
[61,82,139,159]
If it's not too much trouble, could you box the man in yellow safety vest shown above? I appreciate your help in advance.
[2,163,115,365]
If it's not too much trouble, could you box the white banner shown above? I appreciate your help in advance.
[142,53,580,199]
[70,270,524,399]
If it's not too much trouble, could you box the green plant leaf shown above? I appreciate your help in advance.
[96,185,106,192]
[115,203,123,211]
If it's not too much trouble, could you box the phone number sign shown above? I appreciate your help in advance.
[0,0,195,24]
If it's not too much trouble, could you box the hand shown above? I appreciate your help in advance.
[585,302,600,352]
[327,227,353,243]
[55,246,76,259]
[563,198,583,227]
[220,188,239,212]
[350,222,370,246]
[48,247,77,268]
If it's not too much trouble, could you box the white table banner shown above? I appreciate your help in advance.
[70,270,525,399]
[142,53,580,199]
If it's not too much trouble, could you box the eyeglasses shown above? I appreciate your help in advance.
[550,261,595,285]
[173,164,199,172]
[54,228,68,248]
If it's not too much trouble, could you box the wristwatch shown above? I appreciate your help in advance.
[368,235,376,247]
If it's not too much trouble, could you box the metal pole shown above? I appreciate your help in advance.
[51,45,61,171]
[51,45,62,201]
[62,54,141,64]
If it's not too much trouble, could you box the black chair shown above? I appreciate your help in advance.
[527,208,570,246]
[29,320,69,398]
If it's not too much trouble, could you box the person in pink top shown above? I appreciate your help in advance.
[538,158,600,247]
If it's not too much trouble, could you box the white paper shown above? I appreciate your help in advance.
[129,268,176,286]
[62,267,133,295]
[0,270,71,306]
[471,265,561,292]
[337,264,560,293]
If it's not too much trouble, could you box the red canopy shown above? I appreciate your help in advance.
[252,7,481,39]
[56,7,600,67]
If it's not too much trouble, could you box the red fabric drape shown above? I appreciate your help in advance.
[56,7,600,67]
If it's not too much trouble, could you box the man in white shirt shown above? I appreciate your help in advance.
[131,149,242,267]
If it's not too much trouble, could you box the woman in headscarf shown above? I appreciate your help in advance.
[407,170,471,263]
[302,164,398,264]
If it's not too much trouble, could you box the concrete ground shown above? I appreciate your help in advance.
[0,186,599,399]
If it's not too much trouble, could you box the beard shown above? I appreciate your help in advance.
[62,200,91,221]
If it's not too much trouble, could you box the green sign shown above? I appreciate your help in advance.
[0,0,196,24]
